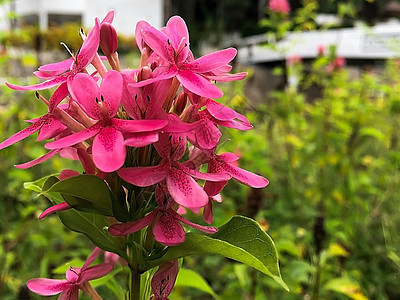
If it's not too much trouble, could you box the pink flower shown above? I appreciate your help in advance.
[45,71,168,172]
[132,16,246,98]
[109,184,217,246]
[269,0,290,14]
[27,248,113,300]
[117,133,230,210]
[6,19,101,92]
[151,260,178,300]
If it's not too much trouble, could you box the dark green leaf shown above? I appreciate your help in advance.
[57,208,127,259]
[46,175,113,216]
[144,216,288,290]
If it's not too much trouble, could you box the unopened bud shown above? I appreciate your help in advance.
[137,66,152,82]
[100,23,118,57]
[173,92,187,116]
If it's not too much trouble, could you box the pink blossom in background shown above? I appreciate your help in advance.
[269,0,290,14]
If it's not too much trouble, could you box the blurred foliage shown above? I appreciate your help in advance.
[0,23,137,55]
[173,54,400,299]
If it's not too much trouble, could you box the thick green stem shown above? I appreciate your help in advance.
[131,270,141,300]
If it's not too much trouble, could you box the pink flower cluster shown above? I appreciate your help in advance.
[1,10,269,299]
[269,0,290,15]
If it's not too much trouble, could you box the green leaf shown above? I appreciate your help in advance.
[57,209,126,259]
[175,268,218,299]
[324,277,368,300]
[46,175,113,216]
[145,216,288,290]
[24,174,59,193]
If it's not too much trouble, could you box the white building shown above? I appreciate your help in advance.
[0,0,164,36]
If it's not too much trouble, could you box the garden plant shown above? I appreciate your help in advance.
[0,10,286,300]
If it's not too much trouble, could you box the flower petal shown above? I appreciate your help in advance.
[177,70,223,99]
[151,260,178,299]
[92,127,125,172]
[39,202,71,220]
[113,118,167,133]
[0,120,43,150]
[222,162,269,188]
[117,163,170,186]
[165,16,190,63]
[100,70,123,117]
[72,18,100,72]
[173,210,218,233]
[153,213,186,246]
[124,132,159,147]
[58,287,79,300]
[78,264,113,284]
[189,48,237,73]
[27,278,69,296]
[37,116,67,141]
[141,26,175,63]
[166,168,209,209]
[6,75,68,91]
[15,149,60,169]
[69,73,102,120]
[45,123,101,149]
[38,58,74,73]
[81,247,102,271]
[108,211,156,236]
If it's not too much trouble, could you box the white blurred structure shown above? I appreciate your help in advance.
[0,0,163,36]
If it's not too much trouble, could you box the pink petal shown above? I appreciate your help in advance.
[6,75,68,91]
[117,163,170,186]
[69,73,102,120]
[130,65,177,88]
[206,72,247,82]
[15,149,60,169]
[180,163,230,182]
[219,152,239,162]
[66,268,80,282]
[166,169,209,209]
[124,132,159,147]
[189,48,237,73]
[135,20,152,51]
[39,202,71,220]
[108,211,157,236]
[59,169,80,180]
[177,70,223,99]
[72,18,100,72]
[195,119,221,149]
[113,118,167,133]
[92,126,126,172]
[58,287,79,300]
[78,264,113,283]
[173,210,218,233]
[37,116,67,141]
[101,9,115,24]
[82,247,102,270]
[206,99,240,121]
[151,260,178,299]
[223,162,269,188]
[141,27,175,63]
[165,16,190,63]
[38,58,74,73]
[48,82,70,112]
[100,70,123,117]
[153,213,186,246]
[162,114,205,133]
[0,120,42,150]
[203,200,213,224]
[27,278,69,295]
[45,123,101,149]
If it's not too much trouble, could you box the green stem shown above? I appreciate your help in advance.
[131,270,141,300]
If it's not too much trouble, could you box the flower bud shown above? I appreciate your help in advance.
[100,23,118,57]
[172,91,187,116]
[137,66,153,82]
